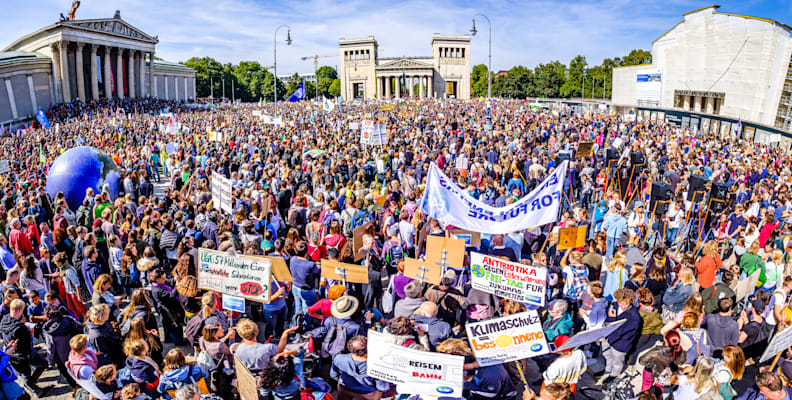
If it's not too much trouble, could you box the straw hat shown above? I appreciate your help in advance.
[331,296,359,319]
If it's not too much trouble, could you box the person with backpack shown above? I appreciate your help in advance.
[340,198,358,238]
[197,322,234,397]
[323,221,347,255]
[766,275,792,333]
[232,318,297,387]
[307,295,363,385]
[560,250,590,304]
[380,224,405,275]
[424,270,468,326]
[331,335,391,400]
[156,349,209,399]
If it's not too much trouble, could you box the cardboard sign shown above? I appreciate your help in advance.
[558,225,587,250]
[361,120,374,144]
[403,257,442,285]
[321,259,369,284]
[735,269,761,301]
[446,229,481,247]
[760,325,792,363]
[353,221,375,261]
[555,319,626,352]
[381,104,396,111]
[0,160,9,174]
[262,255,292,282]
[198,249,272,303]
[466,311,549,366]
[577,141,594,158]
[470,252,547,307]
[234,356,259,400]
[425,235,466,271]
[367,329,464,397]
[222,294,246,313]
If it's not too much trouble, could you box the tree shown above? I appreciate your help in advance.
[182,57,223,98]
[316,66,338,82]
[560,55,587,98]
[493,66,533,99]
[534,61,567,98]
[328,79,341,98]
[622,49,652,66]
[470,64,489,97]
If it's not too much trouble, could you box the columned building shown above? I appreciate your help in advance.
[0,10,196,124]
[338,34,471,100]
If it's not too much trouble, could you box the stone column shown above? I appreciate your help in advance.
[116,49,124,98]
[103,47,112,98]
[408,76,414,98]
[165,76,169,99]
[129,51,136,98]
[426,76,432,99]
[27,75,38,111]
[395,77,401,99]
[50,43,63,103]
[5,80,18,119]
[138,52,145,97]
[90,44,99,100]
[60,40,71,103]
[175,76,179,100]
[419,75,424,99]
[75,43,85,102]
[184,77,188,100]
[385,76,391,98]
[149,52,155,97]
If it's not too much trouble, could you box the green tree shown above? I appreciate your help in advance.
[470,64,489,97]
[328,79,341,98]
[533,61,567,98]
[493,66,533,99]
[622,49,652,66]
[560,55,587,98]
[316,66,338,81]
[182,56,223,98]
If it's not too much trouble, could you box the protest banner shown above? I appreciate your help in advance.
[234,356,259,400]
[260,115,283,125]
[577,141,594,158]
[369,124,388,146]
[425,235,466,272]
[466,311,549,366]
[760,326,792,363]
[470,252,547,307]
[211,171,233,214]
[446,229,481,247]
[222,295,245,313]
[558,225,587,250]
[320,259,369,284]
[555,319,626,352]
[381,104,396,111]
[403,258,442,285]
[0,160,9,174]
[349,122,359,130]
[735,269,761,301]
[353,221,375,261]
[367,330,464,397]
[361,119,374,144]
[251,110,262,117]
[421,161,568,234]
[262,255,292,282]
[198,249,273,303]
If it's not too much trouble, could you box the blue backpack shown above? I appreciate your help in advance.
[117,367,140,386]
[351,210,370,231]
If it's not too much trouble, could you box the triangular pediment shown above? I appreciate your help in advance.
[377,58,432,69]
[60,18,158,43]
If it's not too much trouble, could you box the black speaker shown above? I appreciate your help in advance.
[687,174,707,202]
[630,151,645,166]
[556,151,572,166]
[606,148,620,166]
[651,181,672,215]
[709,182,729,213]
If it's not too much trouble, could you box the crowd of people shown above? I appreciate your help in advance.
[0,93,791,400]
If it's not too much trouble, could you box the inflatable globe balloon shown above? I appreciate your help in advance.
[46,146,121,211]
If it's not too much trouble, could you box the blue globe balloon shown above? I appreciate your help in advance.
[46,146,121,211]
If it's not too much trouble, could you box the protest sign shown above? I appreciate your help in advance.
[760,326,792,363]
[403,258,442,285]
[165,142,178,155]
[262,255,292,282]
[370,124,388,146]
[0,160,9,174]
[260,115,283,125]
[735,270,761,301]
[425,235,466,271]
[381,104,396,111]
[349,122,360,130]
[577,141,594,158]
[466,311,549,366]
[211,171,233,214]
[555,319,626,352]
[446,229,481,247]
[558,225,587,250]
[320,259,369,284]
[222,295,245,313]
[470,252,547,307]
[353,221,375,261]
[251,110,262,117]
[234,356,259,400]
[198,249,272,303]
[421,161,568,234]
[361,119,374,144]
[367,330,464,397]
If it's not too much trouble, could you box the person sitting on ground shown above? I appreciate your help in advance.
[157,349,208,398]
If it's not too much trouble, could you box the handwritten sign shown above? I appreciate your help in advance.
[466,311,549,366]
[470,252,547,307]
[198,249,272,303]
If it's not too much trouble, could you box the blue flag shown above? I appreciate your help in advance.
[288,82,306,102]
[35,110,50,130]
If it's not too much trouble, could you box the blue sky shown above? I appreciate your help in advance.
[3,0,790,74]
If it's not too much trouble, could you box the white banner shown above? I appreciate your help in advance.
[349,122,360,130]
[367,330,464,397]
[261,115,284,125]
[198,249,272,303]
[360,119,374,143]
[369,124,388,146]
[470,252,547,307]
[211,171,233,214]
[465,311,549,366]
[0,160,9,174]
[420,161,568,234]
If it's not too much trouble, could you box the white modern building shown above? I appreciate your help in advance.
[0,10,196,124]
[338,34,471,100]
[612,5,792,134]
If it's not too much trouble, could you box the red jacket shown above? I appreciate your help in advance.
[9,228,32,255]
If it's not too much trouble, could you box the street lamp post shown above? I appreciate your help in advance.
[471,14,492,98]
[274,25,292,116]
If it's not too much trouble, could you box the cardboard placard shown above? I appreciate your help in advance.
[577,141,594,158]
[555,319,626,352]
[558,225,587,250]
[381,104,395,111]
[234,356,259,400]
[403,257,442,285]
[446,229,481,247]
[466,311,549,366]
[735,269,761,301]
[353,221,375,261]
[262,255,292,282]
[321,259,369,284]
[760,325,792,363]
[425,235,466,270]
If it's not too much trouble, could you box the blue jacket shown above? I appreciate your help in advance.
[331,354,389,394]
[663,283,693,314]
[604,306,642,353]
[543,312,573,342]
[736,384,792,400]
[157,365,208,397]
[410,314,451,349]
[601,213,627,239]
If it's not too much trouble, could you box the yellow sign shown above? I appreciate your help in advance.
[558,226,587,250]
[381,104,396,111]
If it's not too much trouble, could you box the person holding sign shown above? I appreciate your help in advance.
[598,288,641,385]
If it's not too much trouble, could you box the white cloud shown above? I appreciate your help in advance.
[0,0,776,75]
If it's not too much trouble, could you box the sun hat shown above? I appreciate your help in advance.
[331,295,359,319]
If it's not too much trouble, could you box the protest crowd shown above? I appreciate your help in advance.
[0,93,791,400]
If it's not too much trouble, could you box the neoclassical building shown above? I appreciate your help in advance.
[338,34,471,100]
[0,10,196,124]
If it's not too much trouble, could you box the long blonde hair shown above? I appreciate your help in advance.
[201,292,218,317]
[678,267,696,285]
[686,356,716,393]
[607,252,626,272]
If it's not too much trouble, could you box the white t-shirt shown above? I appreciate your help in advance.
[672,375,716,400]
[543,350,587,384]
[765,290,786,326]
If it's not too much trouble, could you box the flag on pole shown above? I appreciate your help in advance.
[734,118,742,136]
[322,96,335,112]
[35,110,51,130]
[288,82,306,102]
